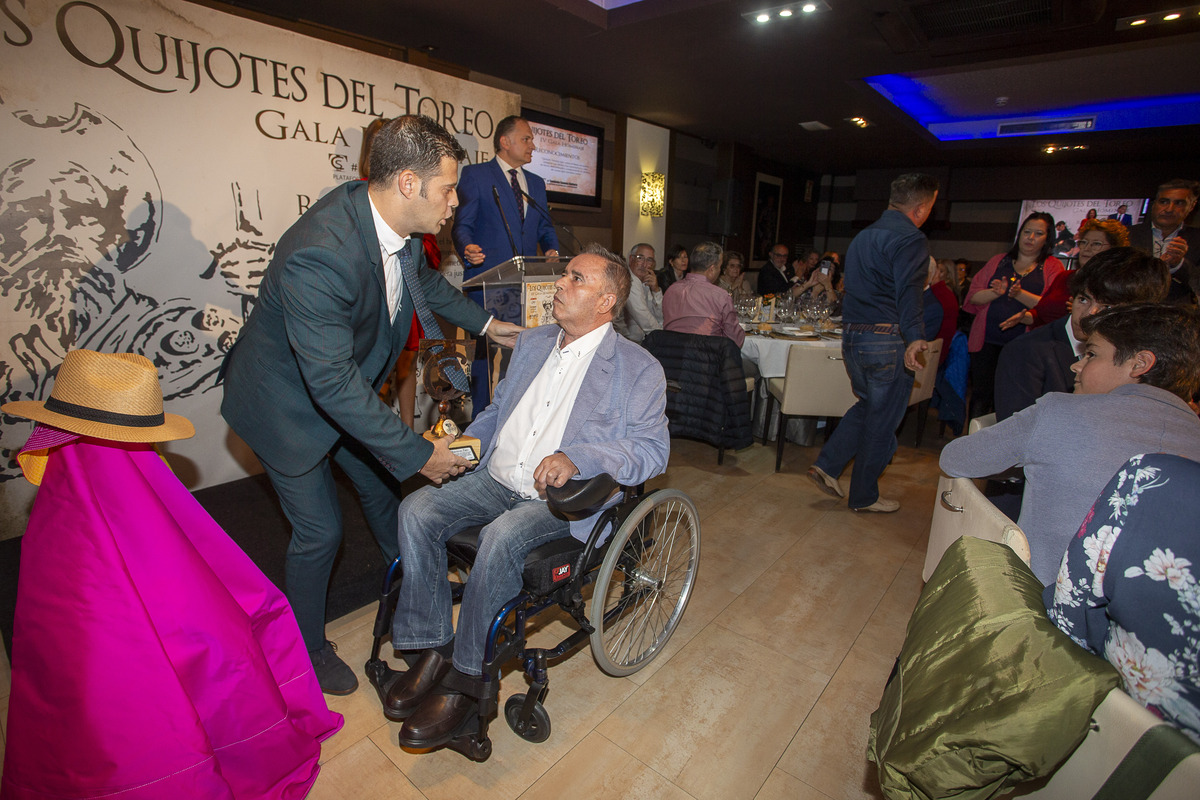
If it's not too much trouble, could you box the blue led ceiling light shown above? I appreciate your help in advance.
[866,73,1200,141]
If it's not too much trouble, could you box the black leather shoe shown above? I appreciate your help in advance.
[310,640,358,696]
[398,690,476,749]
[383,649,450,722]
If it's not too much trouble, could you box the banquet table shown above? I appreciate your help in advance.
[740,331,852,447]
[740,333,842,379]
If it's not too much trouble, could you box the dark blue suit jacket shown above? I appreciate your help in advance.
[221,180,491,479]
[994,317,1076,421]
[453,159,559,279]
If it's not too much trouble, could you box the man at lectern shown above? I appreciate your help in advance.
[453,114,561,320]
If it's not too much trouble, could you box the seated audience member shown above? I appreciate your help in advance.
[1010,218,1130,330]
[994,247,1168,420]
[928,258,959,366]
[662,241,745,346]
[1129,178,1200,305]
[757,243,796,297]
[615,242,663,343]
[791,255,839,304]
[385,244,669,749]
[1046,453,1200,744]
[954,258,971,295]
[940,303,1200,587]
[922,257,945,341]
[935,259,960,300]
[718,250,753,300]
[657,244,689,292]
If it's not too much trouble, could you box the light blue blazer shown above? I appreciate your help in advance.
[467,323,670,540]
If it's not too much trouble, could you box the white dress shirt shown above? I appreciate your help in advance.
[368,195,409,322]
[496,155,529,215]
[488,323,610,498]
[617,272,664,342]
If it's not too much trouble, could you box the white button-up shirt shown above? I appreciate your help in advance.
[368,195,410,322]
[488,323,610,498]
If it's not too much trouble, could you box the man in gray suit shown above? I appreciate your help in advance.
[221,116,521,694]
[384,244,669,750]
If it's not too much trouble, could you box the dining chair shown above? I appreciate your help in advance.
[920,477,1199,799]
[968,412,997,434]
[897,338,942,447]
[762,343,857,472]
[922,473,1030,582]
[642,330,754,464]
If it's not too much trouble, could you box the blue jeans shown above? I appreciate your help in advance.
[263,438,403,653]
[391,468,570,676]
[813,331,914,509]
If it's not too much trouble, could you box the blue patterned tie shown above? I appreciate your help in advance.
[395,243,470,393]
[509,168,524,222]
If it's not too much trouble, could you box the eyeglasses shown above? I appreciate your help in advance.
[631,255,656,264]
[1078,240,1111,250]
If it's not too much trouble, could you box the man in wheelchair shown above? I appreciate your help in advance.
[386,243,670,751]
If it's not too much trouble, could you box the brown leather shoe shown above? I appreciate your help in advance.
[398,690,476,749]
[383,649,450,722]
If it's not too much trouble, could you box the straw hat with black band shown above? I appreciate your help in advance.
[4,350,194,483]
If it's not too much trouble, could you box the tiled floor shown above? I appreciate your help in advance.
[0,431,945,798]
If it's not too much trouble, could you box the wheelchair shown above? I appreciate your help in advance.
[364,474,700,761]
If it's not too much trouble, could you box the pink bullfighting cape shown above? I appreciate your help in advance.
[1,434,343,799]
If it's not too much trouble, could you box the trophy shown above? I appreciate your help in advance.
[418,337,481,465]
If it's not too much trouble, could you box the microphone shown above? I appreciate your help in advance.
[491,185,520,259]
[518,187,578,257]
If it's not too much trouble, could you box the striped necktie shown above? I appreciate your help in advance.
[395,243,470,393]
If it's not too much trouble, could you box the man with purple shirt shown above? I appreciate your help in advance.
[662,241,745,346]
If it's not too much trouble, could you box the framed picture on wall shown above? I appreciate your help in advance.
[751,173,783,263]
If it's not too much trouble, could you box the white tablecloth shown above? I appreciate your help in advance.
[740,334,841,379]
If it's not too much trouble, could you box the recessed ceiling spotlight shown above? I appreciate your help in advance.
[742,2,829,24]
[1118,4,1200,28]
[995,96,1009,107]
[846,116,872,128]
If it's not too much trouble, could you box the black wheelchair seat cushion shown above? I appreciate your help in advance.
[446,527,587,597]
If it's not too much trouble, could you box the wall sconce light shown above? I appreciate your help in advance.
[640,172,665,217]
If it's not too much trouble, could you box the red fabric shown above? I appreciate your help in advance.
[1029,269,1073,327]
[930,281,959,365]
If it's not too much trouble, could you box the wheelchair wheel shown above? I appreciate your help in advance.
[588,489,699,677]
[504,694,551,743]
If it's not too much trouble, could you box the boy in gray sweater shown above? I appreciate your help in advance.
[941,304,1200,585]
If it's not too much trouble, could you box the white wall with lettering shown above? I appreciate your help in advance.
[0,0,519,529]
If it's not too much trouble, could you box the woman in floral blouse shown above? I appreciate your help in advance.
[1046,453,1200,744]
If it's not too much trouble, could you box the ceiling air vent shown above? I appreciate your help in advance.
[997,116,1096,135]
[911,0,1053,39]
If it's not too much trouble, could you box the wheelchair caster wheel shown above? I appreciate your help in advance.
[504,694,551,743]
[447,732,492,762]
